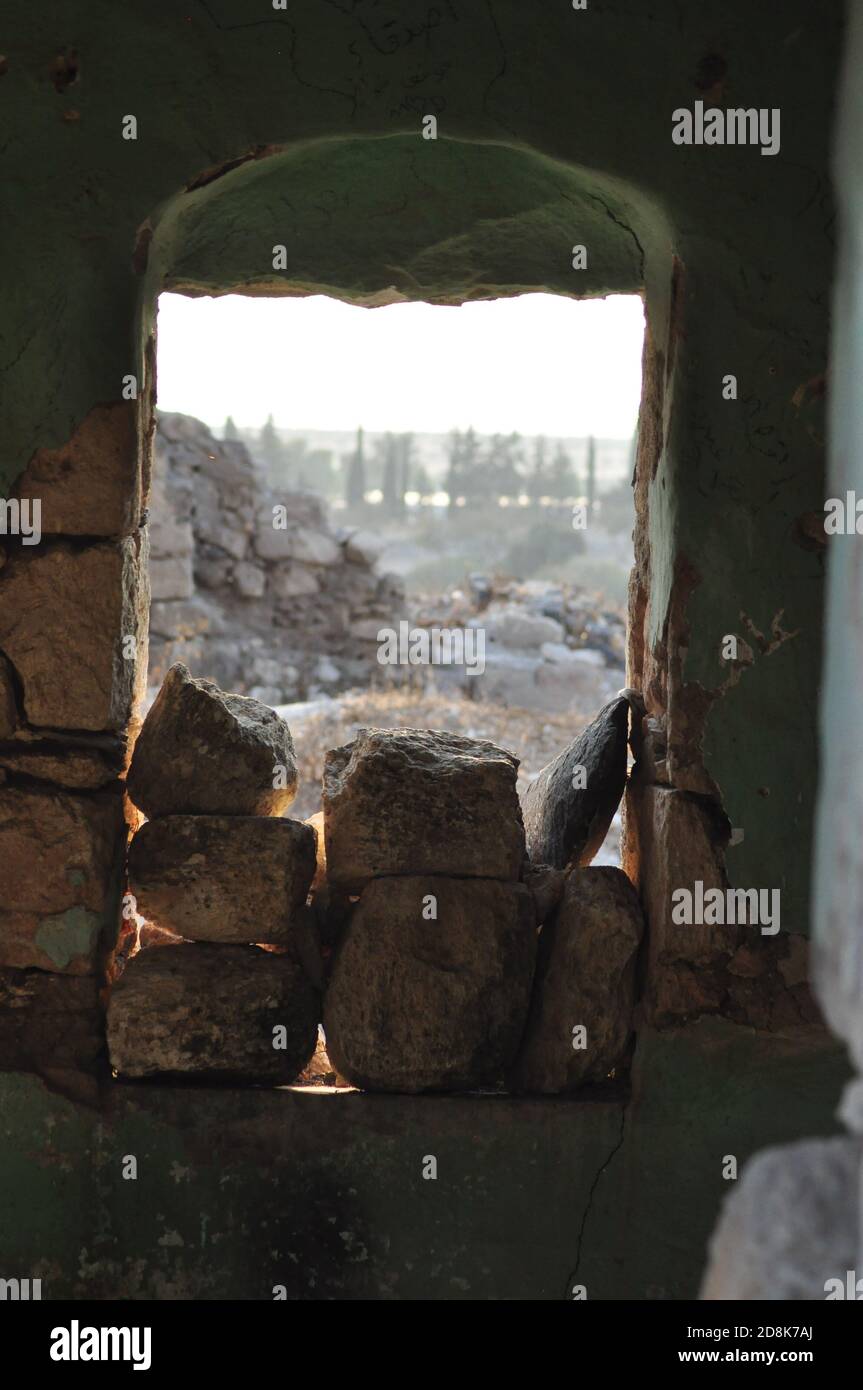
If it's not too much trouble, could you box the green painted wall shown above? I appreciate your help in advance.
[0,1022,848,1299]
[0,0,849,1298]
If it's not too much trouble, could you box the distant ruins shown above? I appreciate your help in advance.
[148,413,404,703]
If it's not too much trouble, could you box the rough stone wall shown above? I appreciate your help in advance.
[148,412,403,702]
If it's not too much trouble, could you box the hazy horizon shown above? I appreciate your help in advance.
[156,291,645,438]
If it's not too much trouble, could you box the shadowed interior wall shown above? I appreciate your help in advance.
[0,0,850,1298]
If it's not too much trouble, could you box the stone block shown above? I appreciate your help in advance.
[13,401,140,537]
[127,663,298,818]
[271,565,320,601]
[511,866,643,1093]
[128,814,317,948]
[148,516,194,560]
[149,554,194,601]
[323,727,525,893]
[233,561,266,598]
[107,943,319,1083]
[255,521,340,566]
[324,876,536,1091]
[0,535,149,732]
[0,784,125,973]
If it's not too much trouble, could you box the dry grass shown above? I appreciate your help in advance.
[287,685,591,821]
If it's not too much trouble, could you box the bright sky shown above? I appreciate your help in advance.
[156,291,644,438]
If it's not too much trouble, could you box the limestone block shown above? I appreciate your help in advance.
[485,605,565,650]
[343,567,378,599]
[148,597,212,641]
[128,815,317,948]
[522,695,630,871]
[0,784,125,973]
[198,439,257,489]
[13,401,140,537]
[127,663,298,818]
[701,1137,863,1300]
[271,565,320,601]
[324,877,537,1091]
[233,561,266,598]
[344,529,385,566]
[0,534,149,732]
[194,550,233,590]
[258,492,327,531]
[149,554,194,601]
[107,943,319,1082]
[148,515,194,560]
[196,517,248,560]
[0,738,121,790]
[255,522,340,566]
[323,727,524,893]
[510,867,643,1093]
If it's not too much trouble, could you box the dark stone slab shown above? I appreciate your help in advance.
[522,695,632,870]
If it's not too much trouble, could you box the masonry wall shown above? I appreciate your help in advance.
[0,0,851,1298]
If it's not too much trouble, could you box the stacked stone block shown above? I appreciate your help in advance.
[0,400,146,1090]
[320,727,537,1092]
[108,663,319,1082]
[108,675,646,1095]
[320,718,643,1094]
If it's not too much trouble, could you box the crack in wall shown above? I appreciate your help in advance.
[582,189,646,284]
[567,1098,628,1295]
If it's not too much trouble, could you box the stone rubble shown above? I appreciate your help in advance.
[401,575,626,715]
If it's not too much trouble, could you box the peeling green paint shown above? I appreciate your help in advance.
[34,908,101,969]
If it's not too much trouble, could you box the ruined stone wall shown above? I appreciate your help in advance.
[149,412,403,702]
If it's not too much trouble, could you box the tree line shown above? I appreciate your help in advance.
[223,416,609,515]
[346,425,597,514]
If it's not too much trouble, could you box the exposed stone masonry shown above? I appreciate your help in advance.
[110,663,647,1093]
